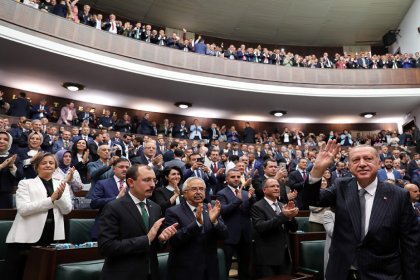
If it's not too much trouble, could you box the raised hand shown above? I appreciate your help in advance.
[117,185,126,199]
[274,167,287,181]
[51,181,66,202]
[158,222,178,242]
[235,186,243,200]
[65,166,76,183]
[195,203,204,225]
[287,190,298,201]
[208,200,221,223]
[147,218,164,242]
[248,186,255,199]
[311,139,340,178]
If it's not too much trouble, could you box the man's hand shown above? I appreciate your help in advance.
[311,139,340,178]
[158,222,178,242]
[152,154,164,166]
[282,200,299,219]
[117,185,126,199]
[208,200,221,223]
[216,168,225,176]
[287,190,298,201]
[109,156,119,166]
[147,218,164,242]
[196,203,204,225]
[235,186,243,200]
[51,181,66,202]
[274,167,287,181]
[248,186,255,199]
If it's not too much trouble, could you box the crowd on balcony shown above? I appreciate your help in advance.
[19,0,420,69]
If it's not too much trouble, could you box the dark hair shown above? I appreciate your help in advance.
[112,157,130,167]
[384,156,394,162]
[169,142,179,149]
[229,155,239,162]
[71,138,88,154]
[126,164,152,181]
[263,158,277,168]
[174,148,184,158]
[161,166,183,186]
[19,92,26,98]
[33,153,58,171]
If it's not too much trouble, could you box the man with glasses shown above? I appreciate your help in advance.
[163,177,228,280]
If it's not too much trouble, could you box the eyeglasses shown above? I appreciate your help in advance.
[186,187,206,192]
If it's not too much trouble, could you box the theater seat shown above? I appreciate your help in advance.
[295,216,309,232]
[56,259,104,280]
[296,240,325,280]
[67,219,95,244]
[158,252,169,280]
[0,220,13,275]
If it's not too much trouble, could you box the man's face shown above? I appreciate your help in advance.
[82,127,90,135]
[210,151,219,162]
[32,121,42,131]
[183,179,205,207]
[263,179,280,201]
[384,159,393,170]
[264,161,277,177]
[72,127,79,135]
[349,147,380,186]
[62,131,71,140]
[408,185,420,203]
[98,145,110,160]
[124,135,132,144]
[336,162,345,171]
[226,171,241,188]
[298,159,307,170]
[113,160,130,180]
[235,162,246,174]
[129,166,156,200]
[144,142,156,158]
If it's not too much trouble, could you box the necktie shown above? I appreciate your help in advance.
[65,141,69,149]
[359,189,367,239]
[139,202,149,229]
[119,180,124,191]
[212,163,218,173]
[302,170,307,181]
[273,202,281,215]
[111,21,115,30]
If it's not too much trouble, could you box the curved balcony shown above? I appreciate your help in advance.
[1,0,420,91]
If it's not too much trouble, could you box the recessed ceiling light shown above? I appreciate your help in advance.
[63,82,85,92]
[175,102,192,109]
[360,112,376,118]
[270,110,287,117]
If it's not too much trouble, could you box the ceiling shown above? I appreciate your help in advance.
[0,33,419,127]
[82,0,414,46]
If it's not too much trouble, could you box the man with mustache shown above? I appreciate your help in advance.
[163,177,228,280]
[302,141,420,280]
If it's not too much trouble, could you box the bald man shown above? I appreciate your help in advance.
[404,183,420,223]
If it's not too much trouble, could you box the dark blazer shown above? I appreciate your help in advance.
[153,186,185,215]
[30,104,51,119]
[217,186,254,244]
[17,147,44,179]
[172,124,189,139]
[250,199,298,266]
[98,195,162,280]
[330,170,351,186]
[0,154,23,208]
[52,139,73,154]
[288,170,307,209]
[302,177,420,280]
[137,118,154,135]
[164,201,228,280]
[9,97,30,117]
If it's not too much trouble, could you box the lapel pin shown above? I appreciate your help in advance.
[383,197,387,200]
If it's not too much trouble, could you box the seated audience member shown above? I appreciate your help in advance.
[153,166,184,214]
[70,138,91,184]
[251,178,299,278]
[86,143,117,197]
[217,168,255,280]
[5,153,72,280]
[18,131,45,179]
[90,158,130,240]
[53,149,83,198]
[163,177,228,280]
[0,131,23,208]
[98,165,177,280]
[52,130,73,153]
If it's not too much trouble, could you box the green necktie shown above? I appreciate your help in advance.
[139,202,149,229]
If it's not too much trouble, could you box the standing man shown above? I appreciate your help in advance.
[404,183,420,223]
[251,178,299,278]
[57,101,77,126]
[242,122,255,143]
[217,169,254,280]
[31,98,51,120]
[302,141,420,280]
[163,177,228,280]
[189,119,203,140]
[98,165,178,280]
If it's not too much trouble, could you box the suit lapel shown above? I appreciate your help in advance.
[365,183,390,240]
[110,179,119,197]
[122,195,148,233]
[147,199,160,225]
[343,179,362,241]
[181,201,197,224]
[261,198,276,218]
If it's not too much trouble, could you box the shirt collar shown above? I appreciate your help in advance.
[264,196,277,205]
[128,190,147,205]
[166,185,174,191]
[227,185,237,194]
[357,177,378,196]
[186,201,198,212]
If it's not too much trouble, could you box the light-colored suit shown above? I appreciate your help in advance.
[6,177,72,243]
[323,210,335,280]
[57,106,77,125]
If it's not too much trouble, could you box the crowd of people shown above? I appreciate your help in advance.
[2,90,420,279]
[18,0,420,69]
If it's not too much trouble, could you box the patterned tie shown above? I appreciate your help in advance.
[139,202,149,229]
[273,202,281,215]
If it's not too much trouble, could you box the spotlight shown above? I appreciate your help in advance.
[63,82,84,92]
[175,102,192,109]
[270,110,287,117]
[360,112,376,119]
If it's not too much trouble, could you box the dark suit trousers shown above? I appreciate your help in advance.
[223,235,251,280]
[255,249,291,278]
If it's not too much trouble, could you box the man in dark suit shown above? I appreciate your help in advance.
[163,177,228,280]
[98,165,177,280]
[207,123,220,141]
[131,141,164,179]
[30,98,50,120]
[173,120,189,139]
[288,158,308,209]
[404,183,420,223]
[330,161,351,186]
[9,91,30,117]
[78,107,94,127]
[137,113,154,135]
[217,169,255,280]
[90,158,130,240]
[242,122,255,143]
[52,130,73,154]
[251,178,299,278]
[302,141,420,280]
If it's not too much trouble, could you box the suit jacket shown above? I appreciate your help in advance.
[31,104,51,119]
[6,177,72,243]
[302,177,420,280]
[377,168,403,183]
[163,201,228,280]
[90,177,120,239]
[57,106,77,125]
[250,199,298,266]
[9,97,30,117]
[52,139,73,154]
[330,170,351,186]
[98,195,162,280]
[173,124,189,139]
[217,186,254,244]
[17,147,44,179]
[164,158,185,169]
[288,170,307,209]
[77,111,94,126]
[86,159,114,198]
[252,176,288,203]
[137,118,154,135]
[0,154,23,208]
[207,127,220,141]
[242,127,255,143]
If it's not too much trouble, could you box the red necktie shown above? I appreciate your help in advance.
[119,180,124,191]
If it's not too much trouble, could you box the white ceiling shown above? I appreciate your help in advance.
[0,34,419,126]
[84,0,414,46]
